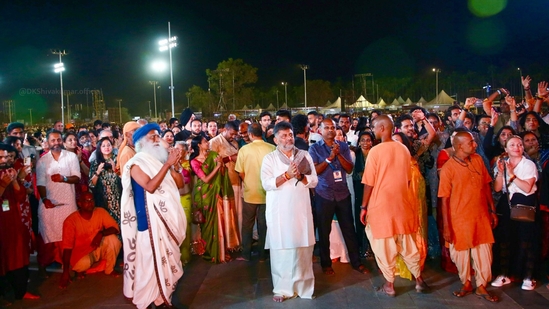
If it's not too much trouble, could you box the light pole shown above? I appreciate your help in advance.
[281,82,288,107]
[518,67,523,99]
[149,81,158,119]
[186,92,191,108]
[158,22,177,117]
[52,49,67,124]
[276,90,279,110]
[147,101,152,117]
[432,68,441,104]
[28,109,33,126]
[300,65,309,108]
[116,99,122,123]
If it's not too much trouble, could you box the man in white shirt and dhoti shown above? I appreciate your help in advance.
[261,121,318,302]
[120,123,187,309]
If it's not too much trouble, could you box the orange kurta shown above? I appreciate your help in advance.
[362,141,417,239]
[438,154,494,251]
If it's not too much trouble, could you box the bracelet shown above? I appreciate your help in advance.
[360,205,367,210]
[497,90,502,95]
[510,109,516,113]
[283,172,291,180]
[463,108,469,112]
[325,158,332,164]
[508,175,517,183]
[95,172,100,176]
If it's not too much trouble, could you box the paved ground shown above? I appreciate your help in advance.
[4,254,549,309]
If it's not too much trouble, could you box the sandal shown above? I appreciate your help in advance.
[354,264,369,274]
[375,284,396,297]
[475,292,498,303]
[452,288,473,298]
[322,267,335,275]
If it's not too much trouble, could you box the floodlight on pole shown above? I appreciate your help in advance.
[281,82,288,107]
[432,68,441,104]
[300,65,309,108]
[149,81,159,120]
[158,22,177,117]
[52,49,68,124]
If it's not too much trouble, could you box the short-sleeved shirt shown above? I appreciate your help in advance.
[493,156,538,200]
[309,139,352,201]
[62,208,119,267]
[438,154,494,250]
[362,141,416,239]
[234,140,275,204]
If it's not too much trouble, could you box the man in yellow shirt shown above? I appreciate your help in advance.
[235,123,275,261]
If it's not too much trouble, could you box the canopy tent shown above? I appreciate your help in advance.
[323,97,342,109]
[418,97,427,104]
[397,96,406,105]
[350,95,373,109]
[377,98,387,108]
[405,98,413,105]
[426,90,456,106]
[320,96,342,113]
[280,103,288,109]
[254,104,262,110]
[239,104,250,110]
[266,103,276,110]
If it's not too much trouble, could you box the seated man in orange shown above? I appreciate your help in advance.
[59,191,121,288]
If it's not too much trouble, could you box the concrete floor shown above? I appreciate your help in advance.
[5,254,549,309]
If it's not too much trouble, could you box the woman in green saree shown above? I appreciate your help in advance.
[190,135,240,263]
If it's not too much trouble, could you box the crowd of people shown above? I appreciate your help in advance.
[2,76,549,307]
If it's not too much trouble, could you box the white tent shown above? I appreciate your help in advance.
[240,104,250,110]
[405,98,413,105]
[280,103,288,110]
[397,96,406,105]
[377,98,387,108]
[254,104,262,110]
[320,97,342,113]
[351,95,372,109]
[426,90,455,106]
[266,103,276,110]
[418,97,427,104]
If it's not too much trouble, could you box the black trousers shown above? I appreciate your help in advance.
[315,194,361,268]
[0,266,29,299]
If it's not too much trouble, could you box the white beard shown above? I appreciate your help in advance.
[140,140,169,163]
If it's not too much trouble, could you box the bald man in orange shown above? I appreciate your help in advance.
[360,115,428,297]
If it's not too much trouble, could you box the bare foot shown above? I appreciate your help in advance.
[86,260,107,274]
[236,257,249,261]
[273,295,286,302]
[23,292,41,300]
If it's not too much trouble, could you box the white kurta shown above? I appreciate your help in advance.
[261,151,317,249]
[121,152,187,309]
[36,150,79,243]
[261,149,318,299]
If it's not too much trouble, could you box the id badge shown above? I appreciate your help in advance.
[333,170,343,182]
[2,200,9,212]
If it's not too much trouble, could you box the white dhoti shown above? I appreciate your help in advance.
[270,245,315,299]
[449,243,492,287]
[121,152,187,309]
[365,224,421,282]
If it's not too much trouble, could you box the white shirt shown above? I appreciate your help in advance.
[494,156,538,200]
[346,130,358,147]
[36,150,80,243]
[261,150,318,249]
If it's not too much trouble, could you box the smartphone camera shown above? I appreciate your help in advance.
[104,163,112,170]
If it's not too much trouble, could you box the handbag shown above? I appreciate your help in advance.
[503,163,536,222]
[191,208,205,225]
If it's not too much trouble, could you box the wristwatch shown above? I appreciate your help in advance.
[63,175,68,182]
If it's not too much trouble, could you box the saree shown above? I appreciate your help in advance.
[191,151,240,263]
[396,159,427,280]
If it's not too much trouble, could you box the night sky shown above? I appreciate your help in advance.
[1,0,548,120]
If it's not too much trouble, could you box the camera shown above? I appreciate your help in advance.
[104,163,112,170]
